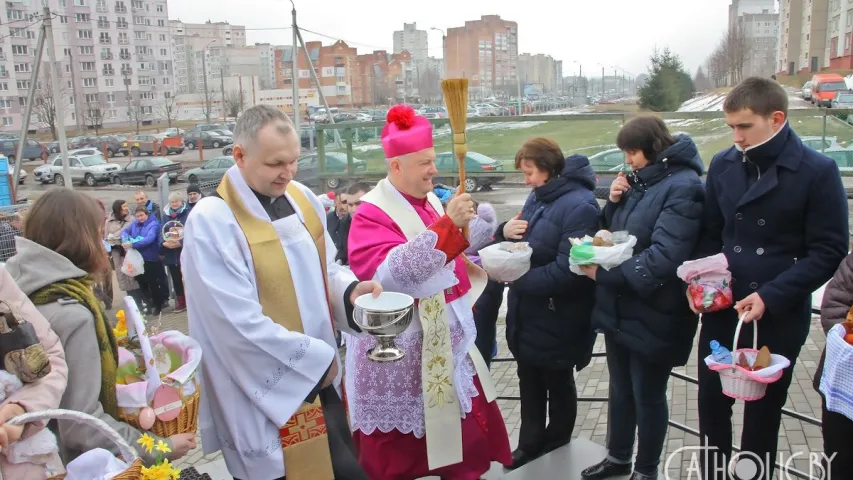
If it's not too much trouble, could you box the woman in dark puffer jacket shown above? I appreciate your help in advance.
[579,116,705,480]
[813,252,853,476]
[494,138,600,470]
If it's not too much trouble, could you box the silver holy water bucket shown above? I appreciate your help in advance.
[352,292,414,362]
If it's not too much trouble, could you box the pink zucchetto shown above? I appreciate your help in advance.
[381,105,434,159]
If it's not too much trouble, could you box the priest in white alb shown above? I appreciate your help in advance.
[182,105,379,480]
[347,105,512,479]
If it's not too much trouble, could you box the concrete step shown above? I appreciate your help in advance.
[503,437,633,480]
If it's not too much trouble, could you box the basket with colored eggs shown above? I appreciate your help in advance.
[161,220,184,243]
[114,297,202,437]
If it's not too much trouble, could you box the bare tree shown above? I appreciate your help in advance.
[158,93,178,128]
[84,100,104,135]
[693,66,713,92]
[224,88,246,118]
[128,94,143,134]
[32,68,70,141]
[417,68,441,104]
[201,87,216,123]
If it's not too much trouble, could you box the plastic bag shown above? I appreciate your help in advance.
[569,235,637,275]
[478,242,533,282]
[120,249,144,277]
[677,253,733,313]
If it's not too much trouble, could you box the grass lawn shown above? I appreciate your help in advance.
[326,113,853,174]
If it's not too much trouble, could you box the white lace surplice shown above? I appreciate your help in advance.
[346,229,480,438]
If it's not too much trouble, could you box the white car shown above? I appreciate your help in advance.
[34,152,118,186]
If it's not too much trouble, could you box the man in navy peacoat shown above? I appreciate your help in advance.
[694,77,849,480]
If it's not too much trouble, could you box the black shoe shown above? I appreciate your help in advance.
[581,458,633,480]
[151,307,161,317]
[508,448,537,470]
[629,472,656,480]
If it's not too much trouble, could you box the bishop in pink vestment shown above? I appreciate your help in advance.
[346,106,511,480]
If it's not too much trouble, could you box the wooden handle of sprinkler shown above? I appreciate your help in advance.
[455,150,470,239]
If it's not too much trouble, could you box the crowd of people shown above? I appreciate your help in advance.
[0,75,849,480]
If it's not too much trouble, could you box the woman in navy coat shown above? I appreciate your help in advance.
[579,116,705,480]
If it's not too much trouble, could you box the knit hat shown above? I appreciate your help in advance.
[186,184,201,195]
[381,105,434,160]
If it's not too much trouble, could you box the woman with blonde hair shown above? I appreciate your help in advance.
[5,189,195,465]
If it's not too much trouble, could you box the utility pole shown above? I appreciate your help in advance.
[291,1,300,131]
[601,66,605,95]
[517,72,522,116]
[44,7,72,190]
[201,51,210,122]
[12,12,47,191]
[220,67,226,121]
[123,69,133,132]
[68,51,81,135]
[295,25,341,145]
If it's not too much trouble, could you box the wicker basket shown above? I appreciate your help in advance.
[1,409,144,480]
[708,314,784,401]
[120,378,200,437]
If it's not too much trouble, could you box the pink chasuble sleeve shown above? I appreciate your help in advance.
[348,203,469,299]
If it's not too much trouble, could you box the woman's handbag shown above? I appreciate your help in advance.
[0,300,51,383]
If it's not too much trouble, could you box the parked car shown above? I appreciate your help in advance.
[418,106,448,118]
[588,148,625,170]
[189,123,225,133]
[811,73,847,107]
[185,155,234,184]
[110,157,182,187]
[68,135,100,149]
[434,151,504,193]
[295,152,367,189]
[184,131,232,150]
[93,135,128,157]
[831,91,853,109]
[163,127,185,137]
[120,134,184,156]
[802,81,813,101]
[33,153,118,187]
[0,138,46,163]
[801,136,844,151]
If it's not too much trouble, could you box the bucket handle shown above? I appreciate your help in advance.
[353,306,410,333]
[730,312,757,368]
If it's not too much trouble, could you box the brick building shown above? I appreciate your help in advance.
[351,50,413,107]
[273,40,358,107]
[444,15,518,98]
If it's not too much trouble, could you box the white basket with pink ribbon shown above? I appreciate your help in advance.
[115,296,202,436]
[704,314,791,401]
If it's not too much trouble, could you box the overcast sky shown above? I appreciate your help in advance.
[168,0,733,78]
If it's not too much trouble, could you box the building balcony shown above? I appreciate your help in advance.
[121,67,132,75]
[119,53,131,60]
[116,6,127,14]
[0,53,5,61]
[116,22,128,29]
[118,38,129,45]
[0,72,8,79]
[96,4,108,13]
[101,52,113,60]
[102,70,115,76]
[98,21,109,29]
[99,38,112,44]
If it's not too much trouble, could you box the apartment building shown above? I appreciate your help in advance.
[189,45,262,98]
[273,40,363,110]
[777,0,829,74]
[170,20,245,94]
[0,0,174,132]
[778,0,805,74]
[518,53,559,92]
[729,0,776,29]
[825,0,853,68]
[739,12,778,77]
[254,43,277,90]
[393,22,427,63]
[444,15,518,98]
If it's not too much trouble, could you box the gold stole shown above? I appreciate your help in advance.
[217,175,334,480]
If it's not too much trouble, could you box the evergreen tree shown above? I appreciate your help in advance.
[638,48,696,111]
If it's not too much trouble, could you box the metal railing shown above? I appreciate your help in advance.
[304,108,853,187]
[0,204,28,263]
[491,348,823,479]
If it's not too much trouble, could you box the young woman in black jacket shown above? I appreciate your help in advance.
[579,116,705,480]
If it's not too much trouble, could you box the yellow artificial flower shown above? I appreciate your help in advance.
[136,433,155,454]
[113,326,128,339]
[141,461,181,480]
[116,310,126,329]
[155,439,172,454]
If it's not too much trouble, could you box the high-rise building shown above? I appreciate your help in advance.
[393,23,427,63]
[0,0,175,132]
[738,13,778,78]
[254,43,278,90]
[824,0,853,68]
[518,53,559,92]
[170,20,246,94]
[729,0,776,29]
[444,15,518,98]
[777,0,829,74]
